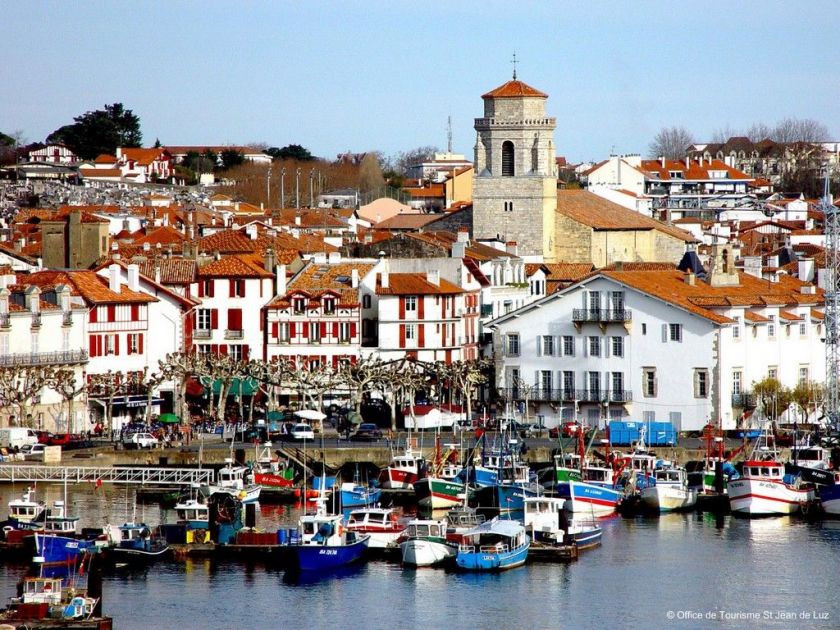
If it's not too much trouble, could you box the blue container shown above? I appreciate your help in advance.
[289,529,300,545]
[277,529,288,545]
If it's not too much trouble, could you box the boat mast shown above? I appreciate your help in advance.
[823,169,839,432]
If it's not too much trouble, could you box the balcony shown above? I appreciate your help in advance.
[732,392,756,408]
[31,313,42,328]
[498,388,633,403]
[193,329,212,339]
[572,309,632,323]
[225,329,244,340]
[0,350,89,367]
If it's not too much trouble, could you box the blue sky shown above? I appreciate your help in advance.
[3,1,839,163]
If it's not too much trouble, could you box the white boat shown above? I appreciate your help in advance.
[728,460,815,516]
[523,497,602,550]
[204,461,261,503]
[640,467,698,512]
[345,507,405,549]
[399,518,456,567]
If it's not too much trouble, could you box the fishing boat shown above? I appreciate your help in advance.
[818,472,840,516]
[728,426,815,516]
[339,482,382,509]
[455,517,530,571]
[379,447,427,490]
[33,532,97,567]
[205,461,262,504]
[286,500,369,571]
[108,523,170,563]
[640,466,698,512]
[1,574,99,623]
[249,442,295,488]
[173,495,211,544]
[523,497,602,550]
[415,438,467,509]
[5,487,45,526]
[398,518,456,567]
[345,507,405,549]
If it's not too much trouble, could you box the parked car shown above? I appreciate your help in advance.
[350,423,383,441]
[48,433,80,447]
[24,443,48,461]
[36,431,53,444]
[123,433,159,449]
[289,423,315,441]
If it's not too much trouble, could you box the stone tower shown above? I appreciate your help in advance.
[472,78,557,261]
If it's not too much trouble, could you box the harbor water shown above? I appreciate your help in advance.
[0,484,838,629]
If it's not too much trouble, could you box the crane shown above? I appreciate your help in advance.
[823,170,839,432]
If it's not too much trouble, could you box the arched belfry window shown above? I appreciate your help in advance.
[501,141,515,176]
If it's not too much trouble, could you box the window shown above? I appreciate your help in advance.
[128,334,140,354]
[62,330,70,352]
[643,368,657,397]
[643,410,656,422]
[563,336,574,356]
[767,366,778,380]
[611,336,623,357]
[642,323,647,335]
[197,309,211,330]
[339,322,351,342]
[0,333,8,356]
[201,280,213,297]
[589,291,601,314]
[799,366,809,384]
[104,335,116,355]
[503,300,513,314]
[405,324,417,341]
[588,336,600,357]
[732,370,742,396]
[503,201,514,212]
[542,335,554,356]
[669,323,682,342]
[230,279,245,298]
[611,372,623,394]
[768,316,776,338]
[540,371,552,394]
[588,372,600,397]
[277,322,290,343]
[669,412,682,427]
[405,296,417,312]
[31,332,38,355]
[362,294,371,309]
[501,141,515,176]
[732,318,741,339]
[323,298,336,314]
[293,298,306,314]
[507,333,520,356]
[310,322,321,343]
[611,291,625,312]
[694,369,708,398]
[562,371,575,395]
[229,345,243,361]
[799,322,807,336]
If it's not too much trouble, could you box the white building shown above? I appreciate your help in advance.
[489,247,825,431]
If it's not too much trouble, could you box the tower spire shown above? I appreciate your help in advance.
[511,51,518,80]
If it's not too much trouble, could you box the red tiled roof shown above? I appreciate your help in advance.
[26,270,157,305]
[80,168,122,178]
[482,80,548,99]
[375,214,441,230]
[120,147,171,166]
[197,255,273,278]
[376,272,464,296]
[640,158,752,181]
[136,259,196,285]
[744,312,770,323]
[779,310,803,321]
[133,225,187,246]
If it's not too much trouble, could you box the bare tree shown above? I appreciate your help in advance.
[772,117,829,144]
[50,368,86,433]
[0,365,55,428]
[358,153,385,194]
[648,126,695,159]
[446,358,490,428]
[745,122,774,142]
[159,352,203,423]
[338,356,387,415]
[710,125,742,144]
[88,370,125,438]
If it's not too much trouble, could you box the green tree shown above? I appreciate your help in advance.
[266,144,314,161]
[219,149,245,170]
[752,377,792,426]
[0,132,14,147]
[790,380,824,425]
[46,103,142,160]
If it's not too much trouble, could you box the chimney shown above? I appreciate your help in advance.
[801,284,816,295]
[457,227,470,243]
[381,266,389,289]
[143,242,151,252]
[660,156,666,168]
[127,264,140,291]
[685,156,690,168]
[452,241,466,259]
[684,271,695,286]
[264,247,276,273]
[275,264,287,296]
[328,252,341,264]
[798,257,815,282]
[295,214,302,226]
[154,263,161,285]
[506,241,518,256]
[108,263,121,293]
[351,268,359,288]
[246,224,257,240]
[426,270,440,286]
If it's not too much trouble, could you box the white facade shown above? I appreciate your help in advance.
[490,270,825,431]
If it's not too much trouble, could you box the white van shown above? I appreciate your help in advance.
[0,428,39,450]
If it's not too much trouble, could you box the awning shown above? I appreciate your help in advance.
[201,377,259,396]
[105,396,165,409]
[158,413,180,424]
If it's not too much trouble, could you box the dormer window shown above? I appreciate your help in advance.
[293,297,307,314]
[323,297,336,314]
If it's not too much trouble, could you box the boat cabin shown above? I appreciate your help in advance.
[406,520,447,540]
[652,468,687,485]
[743,460,784,480]
[523,497,565,532]
[583,465,614,485]
[347,508,400,531]
[791,445,830,470]
[8,488,44,523]
[20,577,63,605]
[299,511,344,546]
[554,453,582,469]
[458,519,527,554]
[446,509,485,530]
[176,501,210,525]
[218,465,247,490]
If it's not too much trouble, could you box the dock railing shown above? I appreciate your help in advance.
[0,465,214,486]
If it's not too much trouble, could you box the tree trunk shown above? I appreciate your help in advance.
[67,397,75,434]
[389,392,397,432]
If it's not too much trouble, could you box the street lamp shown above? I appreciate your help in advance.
[309,168,315,208]
[280,167,286,209]
[266,165,272,207]
[295,168,301,209]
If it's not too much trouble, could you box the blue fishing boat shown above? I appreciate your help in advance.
[556,480,623,517]
[287,500,369,571]
[108,523,170,563]
[455,517,529,571]
[33,533,96,567]
[339,482,382,509]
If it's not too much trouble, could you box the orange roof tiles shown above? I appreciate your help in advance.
[197,255,273,279]
[133,225,187,247]
[375,214,441,230]
[556,190,697,242]
[744,312,770,323]
[811,309,825,320]
[27,270,157,305]
[482,80,548,99]
[136,259,196,285]
[376,273,463,296]
[120,147,171,166]
[779,310,803,321]
[640,158,751,181]
[80,168,122,178]
[268,262,375,308]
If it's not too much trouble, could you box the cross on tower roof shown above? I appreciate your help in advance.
[511,52,518,80]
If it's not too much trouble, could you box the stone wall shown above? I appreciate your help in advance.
[553,213,593,262]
